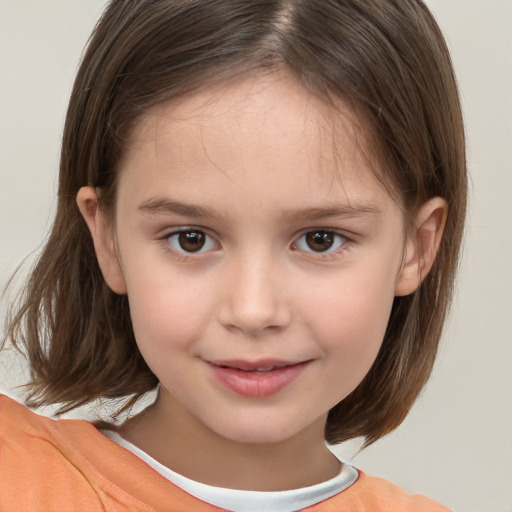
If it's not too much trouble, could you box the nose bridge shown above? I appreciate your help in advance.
[219,246,290,335]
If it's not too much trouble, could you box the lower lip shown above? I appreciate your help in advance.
[208,362,309,398]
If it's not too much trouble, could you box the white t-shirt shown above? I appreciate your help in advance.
[102,430,358,512]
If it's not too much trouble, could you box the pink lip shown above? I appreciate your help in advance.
[207,359,310,398]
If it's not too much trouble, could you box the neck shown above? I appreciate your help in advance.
[118,391,340,491]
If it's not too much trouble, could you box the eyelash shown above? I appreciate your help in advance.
[159,227,351,260]
[161,228,219,258]
[293,230,349,259]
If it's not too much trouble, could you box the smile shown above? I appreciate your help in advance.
[207,359,311,398]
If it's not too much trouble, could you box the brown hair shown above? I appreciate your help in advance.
[3,0,466,446]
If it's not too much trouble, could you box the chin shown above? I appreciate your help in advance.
[209,414,321,446]
[221,429,294,446]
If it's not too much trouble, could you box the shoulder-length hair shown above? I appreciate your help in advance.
[4,0,466,446]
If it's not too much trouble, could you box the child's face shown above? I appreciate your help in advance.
[96,74,414,445]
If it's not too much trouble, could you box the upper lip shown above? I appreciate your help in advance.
[207,359,308,371]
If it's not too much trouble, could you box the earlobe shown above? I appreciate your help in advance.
[395,197,447,297]
[76,186,127,294]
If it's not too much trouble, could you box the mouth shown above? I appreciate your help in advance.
[206,359,311,397]
[213,359,298,371]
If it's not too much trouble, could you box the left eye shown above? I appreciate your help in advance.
[166,229,217,254]
[294,230,346,253]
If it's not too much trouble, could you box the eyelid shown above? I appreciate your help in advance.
[292,228,352,257]
[161,226,220,256]
[157,225,354,261]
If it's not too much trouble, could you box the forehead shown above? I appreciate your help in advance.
[118,72,391,212]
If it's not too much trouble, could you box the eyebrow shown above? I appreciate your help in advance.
[138,197,219,219]
[281,204,382,221]
[138,197,381,221]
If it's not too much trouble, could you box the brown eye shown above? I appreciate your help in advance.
[295,230,346,254]
[167,229,216,254]
[178,231,205,252]
[305,231,335,252]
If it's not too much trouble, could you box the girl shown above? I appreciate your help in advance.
[1,1,466,510]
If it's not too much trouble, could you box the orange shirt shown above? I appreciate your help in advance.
[0,395,449,511]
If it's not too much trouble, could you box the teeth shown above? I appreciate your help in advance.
[255,366,278,372]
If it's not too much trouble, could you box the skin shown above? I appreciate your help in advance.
[78,72,446,491]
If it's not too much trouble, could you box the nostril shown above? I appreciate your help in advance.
[219,305,291,337]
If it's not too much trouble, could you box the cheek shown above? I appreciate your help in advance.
[303,271,396,378]
[123,266,213,357]
[306,270,395,336]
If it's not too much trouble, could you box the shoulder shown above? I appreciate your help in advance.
[0,393,92,454]
[0,395,220,512]
[0,393,65,456]
[310,469,451,512]
[0,394,111,510]
[1,392,54,431]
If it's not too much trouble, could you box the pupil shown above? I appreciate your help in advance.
[178,231,205,252]
[306,231,334,252]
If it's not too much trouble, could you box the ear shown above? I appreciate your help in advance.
[76,186,127,294]
[395,197,447,297]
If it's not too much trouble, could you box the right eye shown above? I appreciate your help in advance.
[165,229,217,254]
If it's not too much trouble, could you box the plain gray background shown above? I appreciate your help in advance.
[1,1,511,511]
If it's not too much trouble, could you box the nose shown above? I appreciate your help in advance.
[218,252,291,337]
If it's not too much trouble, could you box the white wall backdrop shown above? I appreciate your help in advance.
[1,1,511,511]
